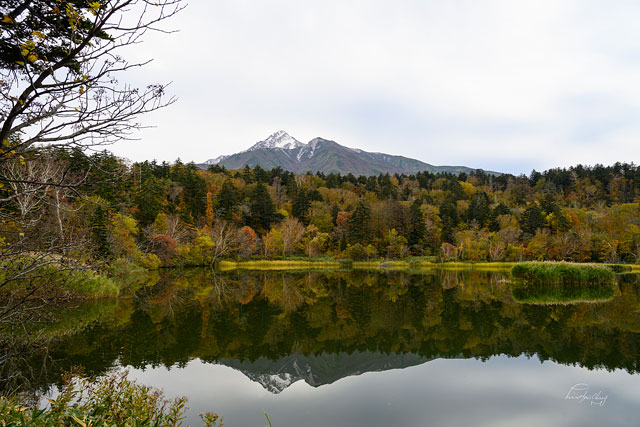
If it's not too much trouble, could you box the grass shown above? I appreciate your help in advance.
[352,260,411,269]
[510,262,615,285]
[218,259,344,271]
[216,258,512,271]
[511,283,615,305]
[216,258,637,275]
[216,256,519,271]
[412,261,515,270]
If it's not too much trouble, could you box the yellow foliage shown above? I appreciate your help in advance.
[152,213,168,234]
[194,235,214,248]
[32,30,46,40]
[459,181,476,198]
[108,213,139,259]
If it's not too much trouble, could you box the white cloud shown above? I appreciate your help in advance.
[111,0,640,174]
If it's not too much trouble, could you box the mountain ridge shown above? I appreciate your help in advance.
[200,131,500,176]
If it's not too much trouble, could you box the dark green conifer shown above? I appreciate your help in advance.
[439,199,458,243]
[408,200,427,250]
[348,201,371,244]
[248,182,283,233]
[520,204,545,235]
[91,205,111,258]
[292,190,311,225]
[217,180,237,221]
[468,193,490,227]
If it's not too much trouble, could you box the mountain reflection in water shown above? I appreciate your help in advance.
[0,270,640,427]
[217,351,434,393]
[3,268,640,426]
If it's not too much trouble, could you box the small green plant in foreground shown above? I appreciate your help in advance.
[0,372,223,427]
[510,262,615,285]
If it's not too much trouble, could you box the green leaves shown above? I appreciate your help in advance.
[0,372,193,427]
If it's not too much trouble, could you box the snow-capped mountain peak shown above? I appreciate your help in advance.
[198,131,500,176]
[248,130,305,151]
[203,131,304,165]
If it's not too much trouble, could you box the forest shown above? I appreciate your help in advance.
[2,147,639,271]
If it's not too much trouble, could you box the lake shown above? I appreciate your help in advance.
[4,268,640,426]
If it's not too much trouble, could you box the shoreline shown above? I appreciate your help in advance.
[216,258,638,272]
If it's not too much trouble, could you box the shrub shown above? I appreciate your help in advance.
[510,262,615,285]
[0,372,223,427]
[68,270,120,298]
[344,243,367,260]
[147,234,178,263]
[137,253,162,270]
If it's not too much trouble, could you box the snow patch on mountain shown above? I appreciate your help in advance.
[248,130,305,151]
[295,138,321,161]
[239,358,316,394]
[204,154,229,165]
[246,372,297,394]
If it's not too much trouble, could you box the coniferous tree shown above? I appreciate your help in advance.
[217,180,237,221]
[170,162,207,221]
[365,176,377,192]
[378,174,394,199]
[241,166,254,184]
[309,189,323,202]
[134,174,166,227]
[520,204,545,235]
[439,199,458,243]
[408,200,426,251]
[468,193,490,227]
[489,202,511,231]
[325,173,340,188]
[292,190,311,225]
[348,201,371,244]
[91,205,111,258]
[247,182,283,234]
[540,193,558,215]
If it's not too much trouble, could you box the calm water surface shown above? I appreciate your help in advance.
[6,269,640,426]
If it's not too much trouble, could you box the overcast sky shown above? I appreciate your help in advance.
[111,0,640,175]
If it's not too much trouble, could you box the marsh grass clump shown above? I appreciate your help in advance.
[510,262,615,285]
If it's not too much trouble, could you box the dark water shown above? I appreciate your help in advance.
[5,269,640,426]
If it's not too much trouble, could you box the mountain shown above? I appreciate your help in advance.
[200,131,500,176]
[214,351,436,394]
[201,130,304,167]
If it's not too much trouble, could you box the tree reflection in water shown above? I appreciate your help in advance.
[2,269,639,397]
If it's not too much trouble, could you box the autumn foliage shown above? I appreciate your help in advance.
[3,151,639,267]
